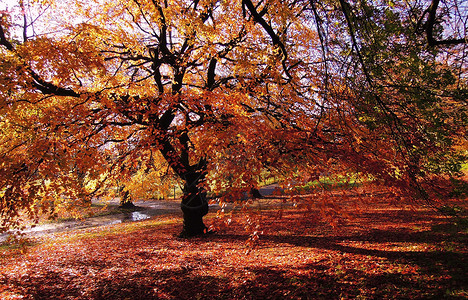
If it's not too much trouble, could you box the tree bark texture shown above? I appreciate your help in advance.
[179,171,209,237]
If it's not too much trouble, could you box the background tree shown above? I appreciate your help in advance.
[0,0,466,236]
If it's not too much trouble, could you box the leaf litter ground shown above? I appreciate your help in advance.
[0,185,467,299]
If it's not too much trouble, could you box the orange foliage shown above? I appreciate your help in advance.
[0,0,466,234]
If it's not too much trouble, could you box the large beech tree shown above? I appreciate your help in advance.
[0,0,466,236]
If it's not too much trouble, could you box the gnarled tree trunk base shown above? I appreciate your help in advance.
[179,199,209,238]
[119,201,136,209]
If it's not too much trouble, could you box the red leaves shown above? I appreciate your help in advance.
[1,190,467,299]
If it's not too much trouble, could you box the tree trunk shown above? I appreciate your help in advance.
[250,187,263,199]
[156,131,209,237]
[119,187,135,209]
[179,171,209,237]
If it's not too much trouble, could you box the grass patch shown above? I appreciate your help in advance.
[293,175,366,193]
[44,216,180,246]
[43,203,142,223]
[0,239,38,252]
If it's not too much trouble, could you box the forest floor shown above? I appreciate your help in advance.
[0,184,467,299]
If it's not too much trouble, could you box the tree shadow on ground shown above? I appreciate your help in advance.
[6,254,464,300]
[2,206,466,299]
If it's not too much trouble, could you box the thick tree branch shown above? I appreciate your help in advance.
[30,72,81,97]
[207,58,217,90]
[242,0,292,79]
[0,22,14,51]
[425,0,467,46]
[1,21,81,97]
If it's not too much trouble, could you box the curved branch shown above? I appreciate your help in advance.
[242,0,292,79]
[29,72,80,97]
[1,21,81,97]
[425,0,467,46]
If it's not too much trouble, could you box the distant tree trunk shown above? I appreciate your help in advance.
[179,170,209,237]
[76,170,92,206]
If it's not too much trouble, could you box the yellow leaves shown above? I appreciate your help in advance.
[125,160,175,200]
[17,36,101,89]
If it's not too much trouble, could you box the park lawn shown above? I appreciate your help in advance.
[0,186,467,299]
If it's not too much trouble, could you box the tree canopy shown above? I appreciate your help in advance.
[0,0,467,236]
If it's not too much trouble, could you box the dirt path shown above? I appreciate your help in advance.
[0,200,182,242]
[1,185,279,242]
